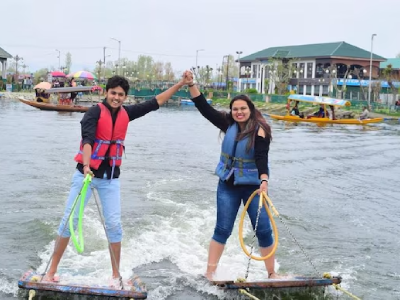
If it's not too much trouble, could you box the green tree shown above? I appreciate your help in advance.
[33,68,49,84]
[382,64,399,104]
[65,52,72,74]
[163,62,175,81]
[136,55,154,80]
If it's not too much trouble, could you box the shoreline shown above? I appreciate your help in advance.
[211,99,399,120]
[2,91,398,120]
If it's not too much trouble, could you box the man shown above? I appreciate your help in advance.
[359,106,369,120]
[44,75,191,284]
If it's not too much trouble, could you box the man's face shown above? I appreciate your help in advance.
[105,86,127,110]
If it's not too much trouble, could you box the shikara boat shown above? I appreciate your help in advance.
[269,94,383,125]
[19,86,96,113]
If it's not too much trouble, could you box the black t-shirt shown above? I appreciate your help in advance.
[191,93,270,180]
[76,98,159,179]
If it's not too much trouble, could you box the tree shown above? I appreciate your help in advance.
[7,61,16,73]
[329,64,353,99]
[152,61,164,80]
[136,55,154,80]
[381,64,399,104]
[33,68,49,84]
[163,62,174,81]
[221,54,238,82]
[371,81,382,102]
[352,67,368,100]
[267,58,297,95]
[65,52,72,74]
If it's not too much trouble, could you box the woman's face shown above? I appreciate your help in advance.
[231,99,251,123]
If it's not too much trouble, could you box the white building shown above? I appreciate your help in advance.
[237,41,385,96]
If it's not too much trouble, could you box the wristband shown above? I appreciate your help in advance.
[260,178,269,184]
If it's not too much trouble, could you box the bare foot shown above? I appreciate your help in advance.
[204,272,214,281]
[268,272,291,280]
[42,273,60,282]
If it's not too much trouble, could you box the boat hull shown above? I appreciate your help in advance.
[19,98,90,113]
[269,114,383,125]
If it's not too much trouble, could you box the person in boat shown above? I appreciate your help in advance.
[70,78,78,104]
[43,74,193,285]
[290,101,304,118]
[359,106,370,120]
[184,71,281,280]
[308,104,328,118]
[35,88,50,102]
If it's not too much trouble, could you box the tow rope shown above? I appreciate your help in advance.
[69,174,92,253]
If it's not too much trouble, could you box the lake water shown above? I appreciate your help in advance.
[0,98,399,300]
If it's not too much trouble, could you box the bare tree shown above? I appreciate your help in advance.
[152,61,164,80]
[371,81,382,102]
[329,64,353,99]
[221,54,238,80]
[163,62,174,81]
[352,67,367,100]
[267,58,296,95]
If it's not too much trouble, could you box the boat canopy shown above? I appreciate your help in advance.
[44,86,95,94]
[288,94,351,107]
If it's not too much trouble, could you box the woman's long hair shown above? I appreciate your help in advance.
[227,94,272,152]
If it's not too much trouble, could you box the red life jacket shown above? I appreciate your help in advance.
[75,103,129,172]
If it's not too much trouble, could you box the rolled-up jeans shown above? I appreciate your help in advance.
[57,170,122,243]
[212,180,273,248]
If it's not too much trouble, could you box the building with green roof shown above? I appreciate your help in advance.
[0,46,12,80]
[237,41,386,96]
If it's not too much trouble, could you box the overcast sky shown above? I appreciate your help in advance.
[2,0,399,74]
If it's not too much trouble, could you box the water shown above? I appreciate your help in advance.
[0,98,399,300]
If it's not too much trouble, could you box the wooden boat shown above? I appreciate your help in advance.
[269,94,383,125]
[19,86,97,113]
[19,98,90,112]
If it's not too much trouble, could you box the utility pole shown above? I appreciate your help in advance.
[368,34,377,108]
[225,55,230,91]
[103,47,106,81]
[56,49,61,69]
[236,51,243,92]
[196,49,204,68]
[111,38,121,75]
[96,60,103,82]
[14,55,23,80]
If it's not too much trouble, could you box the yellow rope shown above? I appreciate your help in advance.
[323,273,361,300]
[238,190,279,261]
[239,288,261,300]
[28,290,36,300]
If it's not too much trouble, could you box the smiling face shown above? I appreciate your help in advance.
[105,86,127,110]
[231,99,251,123]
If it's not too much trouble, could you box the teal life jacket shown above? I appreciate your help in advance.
[215,123,266,185]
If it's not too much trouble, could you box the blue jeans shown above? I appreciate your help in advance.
[213,180,273,248]
[57,170,122,243]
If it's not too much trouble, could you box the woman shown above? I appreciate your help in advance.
[184,72,280,280]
